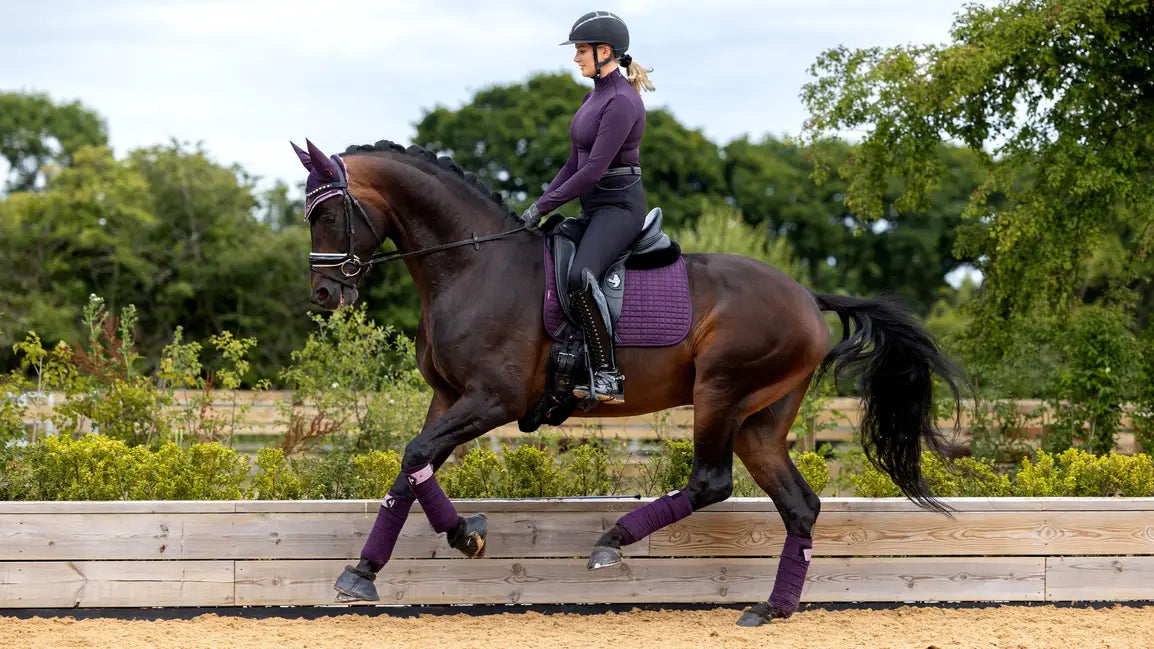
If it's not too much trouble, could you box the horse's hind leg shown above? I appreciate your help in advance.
[588,379,752,569]
[731,383,822,627]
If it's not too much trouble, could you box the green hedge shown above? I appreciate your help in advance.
[2,433,1152,501]
[850,449,1154,498]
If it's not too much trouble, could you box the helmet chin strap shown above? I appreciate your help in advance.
[593,45,613,79]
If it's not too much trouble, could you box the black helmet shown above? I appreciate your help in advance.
[560,11,629,54]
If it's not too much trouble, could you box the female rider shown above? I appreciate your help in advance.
[520,10,655,405]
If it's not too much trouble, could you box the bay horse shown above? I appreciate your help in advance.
[292,139,961,626]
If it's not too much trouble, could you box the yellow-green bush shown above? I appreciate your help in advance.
[441,447,506,498]
[250,447,308,500]
[794,452,831,495]
[560,442,611,496]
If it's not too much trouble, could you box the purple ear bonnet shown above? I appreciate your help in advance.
[291,140,350,220]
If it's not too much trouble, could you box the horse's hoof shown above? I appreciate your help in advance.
[735,602,788,627]
[449,513,488,558]
[333,564,379,603]
[587,545,623,570]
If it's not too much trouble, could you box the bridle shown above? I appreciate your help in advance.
[306,154,529,290]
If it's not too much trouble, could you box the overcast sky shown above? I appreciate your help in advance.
[1,0,977,191]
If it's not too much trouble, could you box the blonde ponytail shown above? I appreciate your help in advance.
[625,60,655,93]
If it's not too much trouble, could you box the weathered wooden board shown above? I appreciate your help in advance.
[234,557,1045,606]
[0,512,640,561]
[0,561,234,608]
[1045,556,1154,601]
[650,510,1154,557]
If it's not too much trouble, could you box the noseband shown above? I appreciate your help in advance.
[306,154,531,290]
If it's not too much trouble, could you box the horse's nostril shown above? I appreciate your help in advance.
[315,287,330,303]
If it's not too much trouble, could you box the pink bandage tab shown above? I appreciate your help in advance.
[408,464,435,485]
[803,548,812,562]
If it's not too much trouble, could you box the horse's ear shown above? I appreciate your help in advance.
[290,141,313,171]
[305,139,338,178]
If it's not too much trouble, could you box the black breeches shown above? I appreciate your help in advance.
[567,172,647,293]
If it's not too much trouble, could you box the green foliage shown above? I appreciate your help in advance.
[0,91,108,193]
[674,206,807,282]
[38,296,174,446]
[654,439,695,495]
[802,0,1154,358]
[560,442,612,496]
[503,444,564,498]
[850,461,904,498]
[250,447,308,500]
[442,447,507,499]
[968,398,1042,464]
[949,457,1014,497]
[1014,449,1154,497]
[347,450,403,499]
[17,434,251,501]
[0,135,316,381]
[852,451,1012,498]
[5,432,1154,501]
[279,304,429,453]
[1133,328,1154,453]
[23,434,139,500]
[793,451,831,495]
[1044,306,1142,454]
[0,325,29,445]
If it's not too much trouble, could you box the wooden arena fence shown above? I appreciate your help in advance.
[2,497,1154,608]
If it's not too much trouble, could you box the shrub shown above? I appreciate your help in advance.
[561,442,611,496]
[503,444,564,498]
[348,450,402,499]
[278,304,429,454]
[793,451,831,495]
[250,447,308,500]
[1046,306,1141,454]
[441,447,506,498]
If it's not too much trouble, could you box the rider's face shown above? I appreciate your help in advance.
[574,43,611,78]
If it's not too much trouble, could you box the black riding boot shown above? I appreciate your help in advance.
[571,274,625,404]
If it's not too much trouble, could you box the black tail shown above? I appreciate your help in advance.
[812,292,963,513]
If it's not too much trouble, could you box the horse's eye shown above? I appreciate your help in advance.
[324,213,336,224]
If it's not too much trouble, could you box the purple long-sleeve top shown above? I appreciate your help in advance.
[533,68,646,214]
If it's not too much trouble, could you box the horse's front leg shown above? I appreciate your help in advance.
[333,389,517,602]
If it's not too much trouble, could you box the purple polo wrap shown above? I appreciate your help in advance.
[617,490,694,546]
[405,464,459,534]
[769,534,813,615]
[360,492,414,571]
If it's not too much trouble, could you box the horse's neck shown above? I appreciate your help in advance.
[382,169,532,308]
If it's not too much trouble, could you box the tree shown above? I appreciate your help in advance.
[0,141,319,381]
[724,136,987,311]
[674,206,807,283]
[801,0,1154,359]
[0,92,108,193]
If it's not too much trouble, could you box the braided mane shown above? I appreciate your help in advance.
[342,140,516,219]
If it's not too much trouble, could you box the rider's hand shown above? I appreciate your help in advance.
[520,203,541,230]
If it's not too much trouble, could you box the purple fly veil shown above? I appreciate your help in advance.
[292,139,349,221]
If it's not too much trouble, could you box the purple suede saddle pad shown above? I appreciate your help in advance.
[543,244,692,347]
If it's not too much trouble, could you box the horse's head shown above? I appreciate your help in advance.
[292,139,386,310]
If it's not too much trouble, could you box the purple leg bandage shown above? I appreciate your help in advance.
[405,464,459,533]
[769,534,813,615]
[360,492,414,571]
[616,490,695,546]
